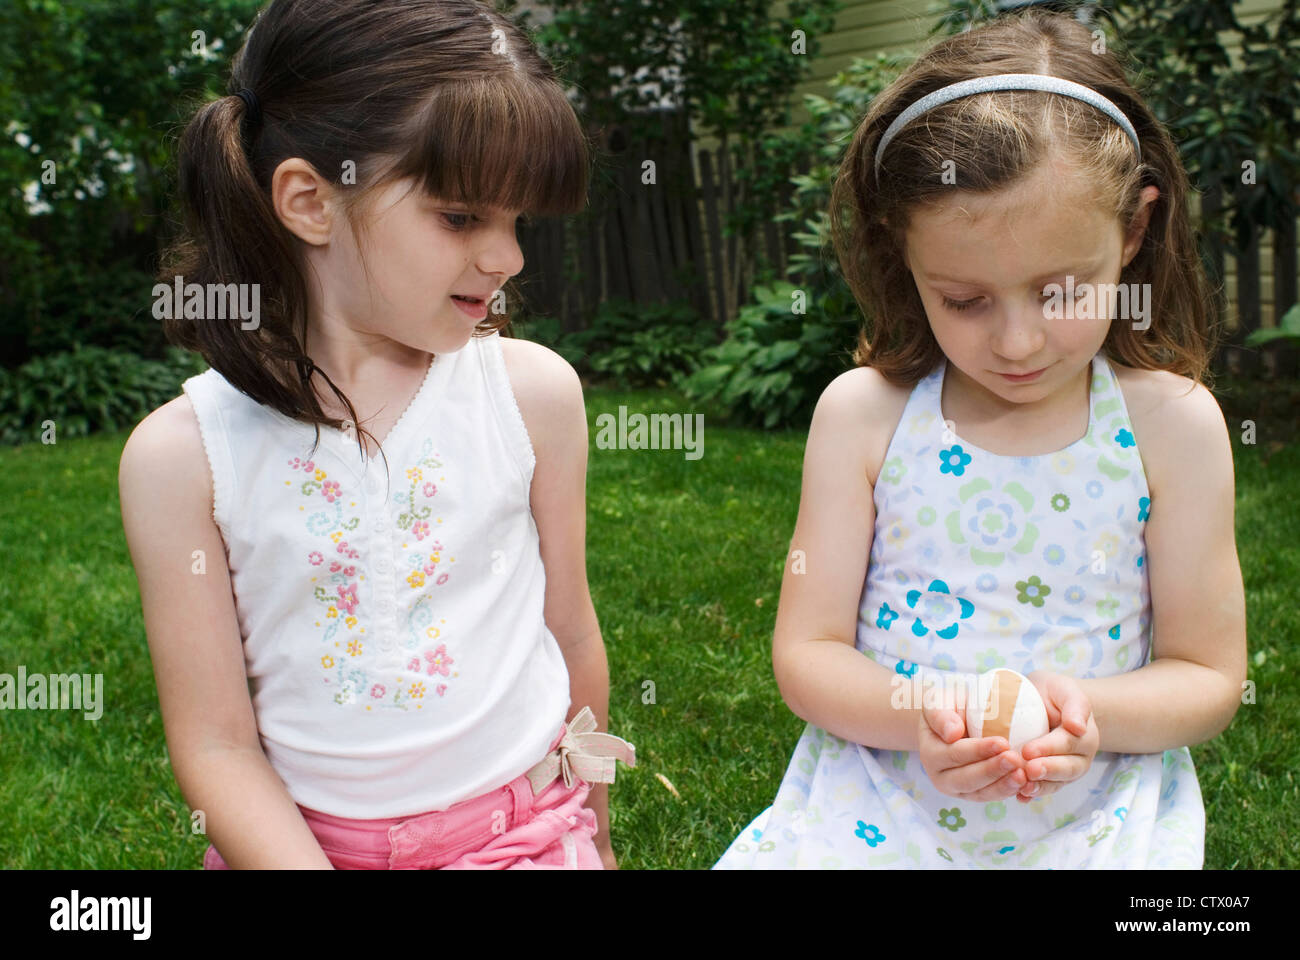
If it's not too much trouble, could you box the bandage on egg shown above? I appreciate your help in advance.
[965,668,1050,749]
[981,668,1020,742]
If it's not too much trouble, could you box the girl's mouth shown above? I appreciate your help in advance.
[451,294,487,319]
[998,366,1048,383]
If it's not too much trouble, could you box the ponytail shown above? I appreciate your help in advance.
[160,89,373,464]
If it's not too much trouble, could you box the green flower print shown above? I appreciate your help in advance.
[938,808,966,832]
[880,455,907,485]
[1087,825,1115,847]
[1050,492,1070,512]
[945,476,1039,566]
[1015,575,1052,607]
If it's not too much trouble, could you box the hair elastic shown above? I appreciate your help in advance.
[873,73,1140,179]
[235,88,262,127]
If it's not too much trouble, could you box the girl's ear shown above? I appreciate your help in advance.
[1122,185,1160,268]
[271,157,338,246]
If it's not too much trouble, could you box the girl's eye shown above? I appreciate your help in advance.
[942,287,1087,312]
[440,212,478,229]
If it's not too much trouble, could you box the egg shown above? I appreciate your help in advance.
[965,668,1049,750]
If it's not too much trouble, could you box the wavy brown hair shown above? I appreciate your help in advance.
[159,0,590,464]
[831,8,1219,387]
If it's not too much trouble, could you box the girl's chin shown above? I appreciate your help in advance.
[429,324,478,355]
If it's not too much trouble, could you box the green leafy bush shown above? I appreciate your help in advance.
[682,281,855,428]
[1244,303,1300,349]
[0,345,209,445]
[507,314,588,369]
[514,299,715,389]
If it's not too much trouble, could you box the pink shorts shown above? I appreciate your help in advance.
[202,723,603,869]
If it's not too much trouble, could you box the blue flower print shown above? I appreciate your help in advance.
[1138,496,1150,522]
[855,822,886,847]
[894,660,918,678]
[1042,543,1065,565]
[1114,427,1135,448]
[1162,777,1178,803]
[1086,480,1104,499]
[976,572,998,592]
[876,603,899,630]
[939,444,972,477]
[904,578,975,639]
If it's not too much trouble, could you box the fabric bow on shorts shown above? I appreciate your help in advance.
[525,705,637,794]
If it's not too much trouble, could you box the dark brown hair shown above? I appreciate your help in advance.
[831,8,1218,386]
[159,0,590,464]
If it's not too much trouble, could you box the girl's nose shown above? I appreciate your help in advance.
[991,306,1047,362]
[478,224,525,282]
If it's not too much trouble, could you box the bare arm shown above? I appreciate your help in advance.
[501,337,614,861]
[771,368,924,751]
[119,396,334,869]
[1076,376,1247,753]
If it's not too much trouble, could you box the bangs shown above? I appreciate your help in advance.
[400,73,590,217]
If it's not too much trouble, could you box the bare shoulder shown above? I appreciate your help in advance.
[497,334,584,457]
[1112,362,1231,493]
[1112,363,1227,441]
[119,393,212,518]
[813,365,913,486]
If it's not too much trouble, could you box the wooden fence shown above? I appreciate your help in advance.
[1204,184,1300,378]
[514,107,805,338]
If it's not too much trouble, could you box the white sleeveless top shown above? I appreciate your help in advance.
[181,332,570,819]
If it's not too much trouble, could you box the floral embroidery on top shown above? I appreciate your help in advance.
[293,457,363,641]
[388,439,462,706]
[287,440,459,714]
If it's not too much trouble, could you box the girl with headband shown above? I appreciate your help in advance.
[716,7,1244,869]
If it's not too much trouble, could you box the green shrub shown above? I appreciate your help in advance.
[514,299,714,389]
[507,313,588,369]
[682,281,856,428]
[0,345,208,445]
[1244,303,1300,349]
[22,263,170,360]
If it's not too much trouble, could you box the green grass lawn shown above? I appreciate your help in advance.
[0,385,1295,869]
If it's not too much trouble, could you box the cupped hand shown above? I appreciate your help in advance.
[917,678,1028,802]
[1011,671,1100,803]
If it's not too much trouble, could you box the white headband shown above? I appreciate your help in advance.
[873,72,1141,179]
